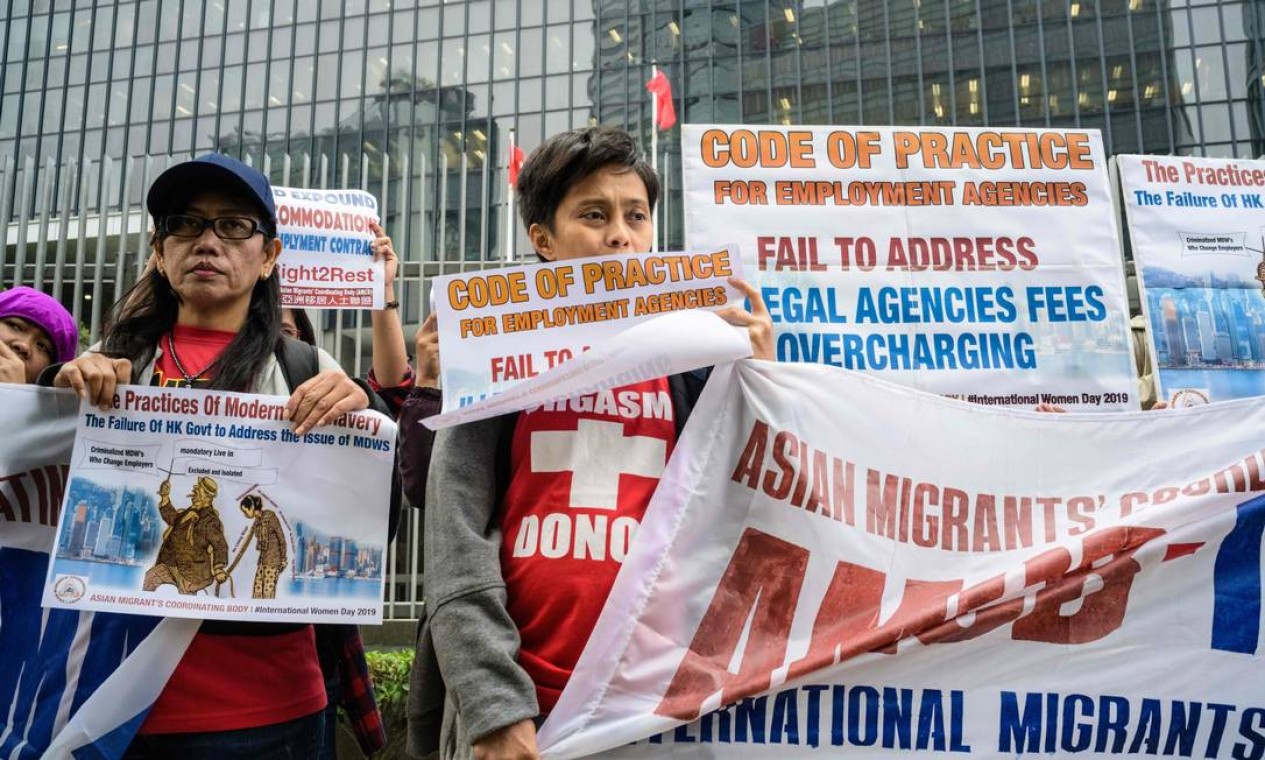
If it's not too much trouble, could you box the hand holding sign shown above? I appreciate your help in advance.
[54,354,133,410]
[715,277,774,360]
[414,314,441,388]
[370,221,398,301]
[283,368,370,436]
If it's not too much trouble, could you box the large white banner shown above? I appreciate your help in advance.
[431,249,746,413]
[683,125,1136,411]
[539,361,1265,758]
[42,386,396,624]
[1117,154,1265,404]
[0,385,198,759]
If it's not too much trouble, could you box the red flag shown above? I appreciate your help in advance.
[509,144,526,187]
[645,70,677,130]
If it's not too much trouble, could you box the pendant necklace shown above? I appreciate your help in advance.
[166,333,218,386]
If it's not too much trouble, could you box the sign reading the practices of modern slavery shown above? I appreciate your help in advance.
[1117,154,1265,406]
[538,360,1265,759]
[273,186,384,309]
[682,125,1136,411]
[431,248,746,413]
[42,386,396,624]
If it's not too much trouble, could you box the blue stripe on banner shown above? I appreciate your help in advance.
[69,709,152,760]
[1212,493,1265,654]
[0,547,74,758]
[0,547,161,759]
[71,611,161,716]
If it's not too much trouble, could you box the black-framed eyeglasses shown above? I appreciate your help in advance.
[163,214,264,240]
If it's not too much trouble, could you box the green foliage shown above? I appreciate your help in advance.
[366,648,414,725]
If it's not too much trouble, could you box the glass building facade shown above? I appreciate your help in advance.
[2,0,1264,319]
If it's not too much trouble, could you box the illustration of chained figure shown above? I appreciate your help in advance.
[143,476,229,594]
[229,493,288,599]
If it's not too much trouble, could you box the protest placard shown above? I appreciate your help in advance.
[42,386,396,624]
[424,309,751,430]
[539,360,1265,759]
[431,248,746,413]
[273,186,383,309]
[682,126,1136,411]
[1117,154,1265,405]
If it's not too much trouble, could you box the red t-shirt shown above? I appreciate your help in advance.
[501,378,677,713]
[141,324,327,733]
[150,324,233,388]
[141,627,326,733]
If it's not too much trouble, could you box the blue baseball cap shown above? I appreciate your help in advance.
[146,153,277,232]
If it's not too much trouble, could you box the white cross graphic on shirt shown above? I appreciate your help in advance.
[530,419,668,510]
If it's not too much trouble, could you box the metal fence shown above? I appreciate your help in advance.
[0,149,516,621]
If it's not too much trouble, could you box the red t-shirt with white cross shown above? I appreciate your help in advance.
[501,378,677,713]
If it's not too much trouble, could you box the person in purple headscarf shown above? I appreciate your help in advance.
[0,286,78,384]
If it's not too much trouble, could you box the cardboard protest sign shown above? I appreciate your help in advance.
[0,385,198,759]
[538,360,1265,759]
[424,309,751,430]
[43,386,395,624]
[431,248,746,413]
[1117,154,1265,405]
[273,187,383,309]
[682,125,1136,411]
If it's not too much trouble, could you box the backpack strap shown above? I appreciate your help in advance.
[275,336,321,392]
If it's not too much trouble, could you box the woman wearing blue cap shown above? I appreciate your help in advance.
[47,153,375,757]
